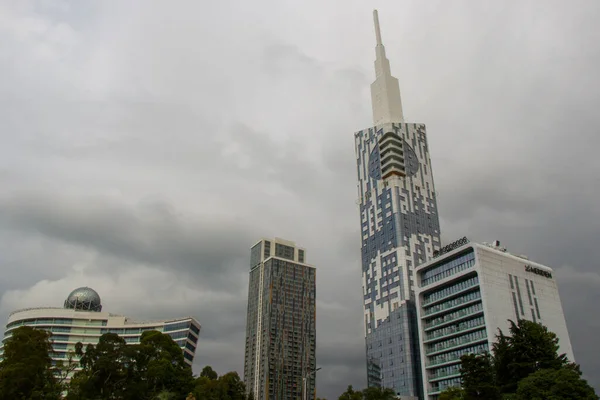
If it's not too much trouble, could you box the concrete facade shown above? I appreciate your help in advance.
[415,241,574,399]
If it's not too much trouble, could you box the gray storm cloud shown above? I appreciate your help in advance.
[1,0,599,397]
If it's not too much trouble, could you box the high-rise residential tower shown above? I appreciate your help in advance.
[355,10,442,399]
[244,238,317,400]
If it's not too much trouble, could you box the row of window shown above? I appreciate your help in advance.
[421,251,474,283]
[421,260,475,286]
[423,276,479,306]
[424,303,483,330]
[426,328,487,355]
[7,318,75,329]
[430,376,462,394]
[427,343,488,367]
[100,327,158,335]
[424,290,481,316]
[164,321,191,332]
[425,315,486,341]
[422,254,475,287]
[429,363,461,381]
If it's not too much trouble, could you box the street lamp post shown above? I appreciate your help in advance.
[302,367,321,400]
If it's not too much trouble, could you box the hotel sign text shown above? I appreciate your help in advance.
[433,236,469,258]
[525,265,552,279]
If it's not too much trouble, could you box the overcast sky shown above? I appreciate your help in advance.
[1,0,599,398]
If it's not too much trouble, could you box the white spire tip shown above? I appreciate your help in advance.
[373,9,382,45]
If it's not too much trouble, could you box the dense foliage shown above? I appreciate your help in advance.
[66,330,194,399]
[0,327,250,400]
[0,326,63,400]
[440,319,598,400]
[337,384,397,400]
[5,321,596,400]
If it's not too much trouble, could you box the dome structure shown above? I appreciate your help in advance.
[63,287,102,312]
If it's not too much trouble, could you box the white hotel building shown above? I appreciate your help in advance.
[415,239,574,399]
[1,287,201,369]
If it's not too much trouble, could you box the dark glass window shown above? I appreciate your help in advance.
[168,331,188,340]
[514,276,525,315]
[251,243,262,268]
[185,341,196,352]
[275,243,295,260]
[188,332,198,344]
[534,298,541,319]
[511,292,520,320]
[164,321,190,332]
[525,279,533,306]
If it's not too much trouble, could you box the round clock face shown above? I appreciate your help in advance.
[403,141,420,177]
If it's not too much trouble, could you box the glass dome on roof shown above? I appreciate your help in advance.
[63,287,102,312]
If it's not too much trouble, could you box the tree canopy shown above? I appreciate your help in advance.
[0,326,250,400]
[338,385,397,400]
[439,319,597,400]
[67,330,194,399]
[0,326,62,400]
[515,366,598,400]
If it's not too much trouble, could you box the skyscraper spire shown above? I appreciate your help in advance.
[371,9,404,125]
[374,9,383,45]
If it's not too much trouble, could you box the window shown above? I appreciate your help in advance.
[251,243,262,268]
[525,279,533,306]
[534,298,541,319]
[514,277,525,315]
[511,292,520,320]
[164,321,190,332]
[275,244,295,260]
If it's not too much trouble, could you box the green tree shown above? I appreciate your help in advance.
[200,366,219,380]
[68,331,194,399]
[515,366,598,400]
[216,372,246,400]
[0,326,61,400]
[193,368,246,400]
[135,330,194,397]
[460,352,500,400]
[362,386,397,400]
[439,387,465,400]
[493,319,570,394]
[338,385,363,400]
[67,333,130,399]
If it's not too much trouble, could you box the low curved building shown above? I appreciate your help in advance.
[1,287,201,368]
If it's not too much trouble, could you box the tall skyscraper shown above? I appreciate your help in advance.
[354,10,442,399]
[244,238,317,400]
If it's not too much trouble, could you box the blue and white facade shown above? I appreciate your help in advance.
[355,11,441,399]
